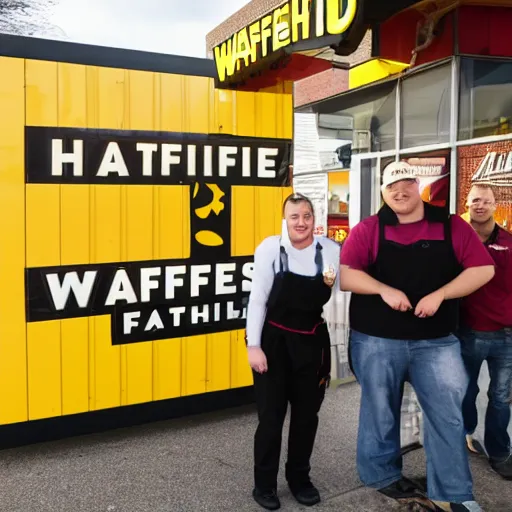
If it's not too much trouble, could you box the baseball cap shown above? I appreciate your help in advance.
[381,161,417,190]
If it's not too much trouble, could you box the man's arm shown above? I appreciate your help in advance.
[440,265,495,300]
[414,216,495,317]
[340,265,383,294]
[339,222,412,311]
[245,237,277,348]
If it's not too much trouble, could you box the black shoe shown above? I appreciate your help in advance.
[252,488,280,510]
[379,477,437,510]
[490,453,512,480]
[288,481,321,507]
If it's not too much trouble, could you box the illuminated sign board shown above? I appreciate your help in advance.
[213,0,358,85]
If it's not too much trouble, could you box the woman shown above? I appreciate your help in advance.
[246,192,341,510]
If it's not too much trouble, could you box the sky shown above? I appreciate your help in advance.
[49,0,251,57]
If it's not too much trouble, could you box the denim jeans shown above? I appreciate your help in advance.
[458,327,512,460]
[349,329,474,503]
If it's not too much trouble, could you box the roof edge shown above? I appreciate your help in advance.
[0,33,217,78]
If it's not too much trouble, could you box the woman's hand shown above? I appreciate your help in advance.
[248,347,268,374]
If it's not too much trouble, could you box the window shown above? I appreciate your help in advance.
[401,63,452,148]
[316,82,397,154]
[459,58,512,140]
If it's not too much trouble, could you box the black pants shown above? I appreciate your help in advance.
[252,322,331,490]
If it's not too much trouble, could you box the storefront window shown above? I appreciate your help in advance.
[401,63,452,148]
[316,81,397,154]
[458,58,512,140]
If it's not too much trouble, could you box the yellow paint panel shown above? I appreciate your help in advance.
[255,187,280,245]
[215,89,235,135]
[25,59,58,126]
[121,186,153,406]
[60,186,90,415]
[206,333,231,392]
[256,93,277,139]
[154,186,190,260]
[231,187,255,257]
[26,176,62,420]
[234,91,256,138]
[126,70,155,131]
[17,58,295,426]
[25,55,62,422]
[0,57,27,424]
[184,76,210,133]
[61,319,89,415]
[27,321,62,420]
[160,74,184,132]
[153,339,182,400]
[89,185,122,410]
[57,63,90,415]
[152,185,187,400]
[58,63,87,127]
[97,67,126,129]
[182,335,207,396]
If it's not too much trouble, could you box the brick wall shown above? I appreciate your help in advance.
[206,0,286,57]
[294,68,348,107]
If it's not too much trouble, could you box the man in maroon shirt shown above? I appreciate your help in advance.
[459,183,512,480]
[340,162,494,511]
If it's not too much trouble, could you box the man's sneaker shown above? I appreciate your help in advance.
[433,501,482,511]
[449,501,483,511]
[490,453,512,480]
[378,477,437,509]
[252,488,280,510]
[466,435,485,456]
[288,481,321,506]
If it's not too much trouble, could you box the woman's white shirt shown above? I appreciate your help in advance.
[245,235,341,348]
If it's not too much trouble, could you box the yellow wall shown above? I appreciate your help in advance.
[0,56,293,425]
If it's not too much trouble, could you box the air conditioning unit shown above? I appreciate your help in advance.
[352,130,371,152]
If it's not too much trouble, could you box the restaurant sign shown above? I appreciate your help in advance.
[213,0,358,85]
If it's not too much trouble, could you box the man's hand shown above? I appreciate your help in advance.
[248,347,268,374]
[415,289,445,318]
[380,286,412,312]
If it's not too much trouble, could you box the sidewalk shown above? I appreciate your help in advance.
[0,380,510,512]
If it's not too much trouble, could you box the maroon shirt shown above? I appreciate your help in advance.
[460,225,512,331]
[341,214,493,272]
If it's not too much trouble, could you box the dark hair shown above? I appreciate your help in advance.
[282,192,315,216]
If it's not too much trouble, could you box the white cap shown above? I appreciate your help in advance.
[381,161,417,190]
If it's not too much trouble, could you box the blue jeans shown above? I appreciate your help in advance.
[349,329,474,503]
[458,327,512,460]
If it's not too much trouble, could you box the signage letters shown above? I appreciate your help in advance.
[213,0,358,83]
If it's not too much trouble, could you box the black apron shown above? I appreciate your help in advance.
[349,203,463,341]
[252,240,334,490]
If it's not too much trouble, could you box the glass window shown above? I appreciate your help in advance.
[458,58,512,140]
[316,82,397,154]
[401,63,452,148]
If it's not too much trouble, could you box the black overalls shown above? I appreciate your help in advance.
[253,241,333,492]
[349,202,463,343]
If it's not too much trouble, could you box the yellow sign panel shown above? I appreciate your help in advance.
[214,0,358,83]
[0,54,293,428]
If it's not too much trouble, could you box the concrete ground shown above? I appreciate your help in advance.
[0,378,510,512]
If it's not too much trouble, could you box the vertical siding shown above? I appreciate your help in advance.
[0,57,28,424]
[4,57,293,423]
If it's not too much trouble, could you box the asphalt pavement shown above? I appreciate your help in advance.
[0,371,510,512]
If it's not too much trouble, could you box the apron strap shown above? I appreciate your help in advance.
[314,242,323,275]
[277,241,323,274]
[279,245,289,272]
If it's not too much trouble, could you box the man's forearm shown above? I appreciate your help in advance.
[340,266,385,294]
[440,265,495,300]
